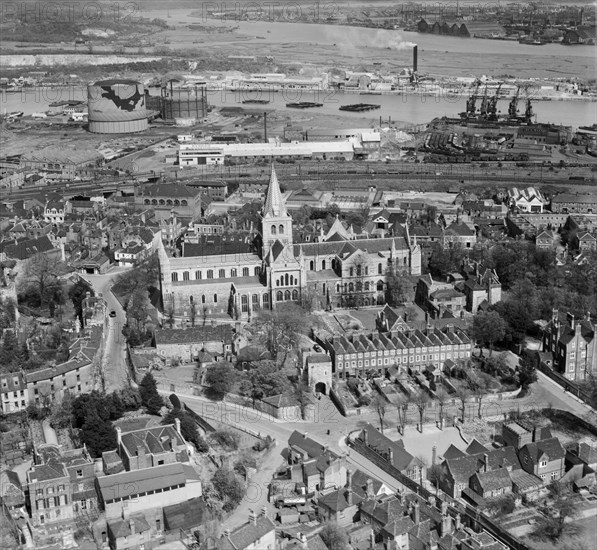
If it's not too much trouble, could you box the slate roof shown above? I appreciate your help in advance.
[218,515,276,550]
[163,497,212,531]
[466,439,489,455]
[359,424,417,472]
[154,325,234,346]
[183,235,257,257]
[293,235,409,258]
[444,446,521,484]
[288,431,339,460]
[107,513,151,539]
[3,235,55,260]
[119,424,186,457]
[142,183,200,199]
[319,487,363,512]
[473,469,512,492]
[521,437,566,463]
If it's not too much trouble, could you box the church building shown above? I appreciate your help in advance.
[158,166,421,324]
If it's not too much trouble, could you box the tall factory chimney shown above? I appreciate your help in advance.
[263,111,267,142]
[412,45,418,74]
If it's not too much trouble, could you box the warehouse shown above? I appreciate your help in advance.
[178,140,355,166]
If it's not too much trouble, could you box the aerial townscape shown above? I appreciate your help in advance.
[1,2,597,550]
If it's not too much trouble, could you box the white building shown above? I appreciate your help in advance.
[179,140,355,166]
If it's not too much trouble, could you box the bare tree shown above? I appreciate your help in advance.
[371,394,387,434]
[435,387,450,430]
[413,390,431,433]
[22,252,68,307]
[455,386,472,424]
[395,393,412,435]
[468,371,490,419]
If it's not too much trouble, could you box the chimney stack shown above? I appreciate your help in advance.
[363,429,368,446]
[174,417,181,436]
[116,426,122,446]
[346,487,353,506]
[412,501,420,524]
[366,478,374,499]
[455,514,462,531]
[369,529,375,549]
[413,45,418,74]
[346,468,353,488]
[130,519,136,535]
[388,447,394,464]
[532,426,538,443]
[483,453,489,473]
[249,509,257,525]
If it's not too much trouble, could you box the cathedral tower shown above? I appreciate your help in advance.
[261,164,293,258]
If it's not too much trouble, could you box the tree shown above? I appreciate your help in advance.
[518,354,538,390]
[205,363,236,399]
[80,411,117,458]
[211,468,245,512]
[472,310,507,356]
[0,329,19,370]
[50,391,73,429]
[211,429,240,451]
[454,386,471,423]
[395,393,411,435]
[435,387,450,430]
[371,394,387,434]
[468,371,490,419]
[162,409,208,452]
[21,252,68,308]
[320,521,350,550]
[139,372,163,414]
[385,269,414,306]
[252,304,309,363]
[427,463,444,494]
[413,389,431,433]
[241,361,290,404]
[127,289,151,331]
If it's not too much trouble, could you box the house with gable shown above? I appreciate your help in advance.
[217,510,276,550]
[518,437,566,485]
[0,469,26,519]
[542,310,597,382]
[357,424,425,482]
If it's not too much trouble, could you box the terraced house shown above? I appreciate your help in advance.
[324,324,472,379]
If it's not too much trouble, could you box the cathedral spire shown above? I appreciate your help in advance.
[263,164,287,218]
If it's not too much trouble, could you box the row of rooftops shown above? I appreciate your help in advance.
[329,326,472,355]
[1,326,103,390]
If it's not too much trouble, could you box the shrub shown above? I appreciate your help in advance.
[211,429,240,451]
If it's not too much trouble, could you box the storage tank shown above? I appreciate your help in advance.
[87,79,149,133]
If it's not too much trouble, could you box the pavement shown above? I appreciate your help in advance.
[82,269,131,393]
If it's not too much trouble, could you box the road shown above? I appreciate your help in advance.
[83,269,131,393]
[164,371,596,531]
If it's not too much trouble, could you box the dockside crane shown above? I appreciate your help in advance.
[479,85,489,118]
[464,79,481,118]
[487,82,502,121]
[508,86,520,119]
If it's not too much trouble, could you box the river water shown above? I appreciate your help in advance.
[2,85,593,128]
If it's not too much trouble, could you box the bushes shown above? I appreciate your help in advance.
[211,429,240,451]
[139,372,163,415]
[211,468,245,512]
[162,409,209,453]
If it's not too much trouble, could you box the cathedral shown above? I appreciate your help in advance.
[158,166,422,324]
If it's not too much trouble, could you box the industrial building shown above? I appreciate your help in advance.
[145,84,208,123]
[178,140,356,166]
[87,79,150,134]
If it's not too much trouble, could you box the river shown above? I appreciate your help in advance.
[2,86,594,128]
